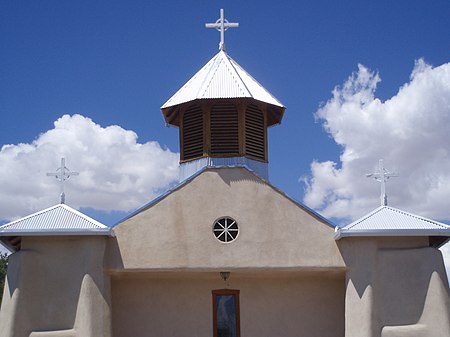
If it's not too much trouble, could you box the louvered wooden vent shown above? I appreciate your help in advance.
[245,104,266,161]
[182,105,204,161]
[210,103,239,156]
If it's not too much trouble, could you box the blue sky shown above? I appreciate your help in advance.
[1,0,449,230]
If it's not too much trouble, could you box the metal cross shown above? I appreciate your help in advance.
[47,157,79,204]
[205,9,239,51]
[366,159,398,206]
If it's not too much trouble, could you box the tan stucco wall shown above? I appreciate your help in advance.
[111,271,345,337]
[110,168,345,271]
[339,237,450,337]
[2,167,449,337]
[0,236,111,337]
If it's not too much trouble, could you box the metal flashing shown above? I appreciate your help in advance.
[179,156,268,181]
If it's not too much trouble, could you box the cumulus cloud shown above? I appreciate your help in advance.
[301,60,450,280]
[0,114,179,221]
[303,60,450,221]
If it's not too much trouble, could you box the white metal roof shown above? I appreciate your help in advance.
[335,205,450,240]
[0,204,111,236]
[161,50,284,110]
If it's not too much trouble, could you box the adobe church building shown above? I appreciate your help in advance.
[1,9,450,337]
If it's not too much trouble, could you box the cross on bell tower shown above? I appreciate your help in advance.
[366,159,398,206]
[161,9,285,181]
[47,157,79,204]
[205,9,239,51]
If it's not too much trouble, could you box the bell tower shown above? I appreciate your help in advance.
[161,9,285,180]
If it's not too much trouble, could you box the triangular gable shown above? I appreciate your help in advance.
[335,205,450,241]
[0,203,110,236]
[114,166,333,229]
[111,167,343,270]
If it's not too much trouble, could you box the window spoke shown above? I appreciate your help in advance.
[213,217,239,243]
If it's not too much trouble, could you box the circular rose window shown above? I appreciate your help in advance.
[213,217,239,243]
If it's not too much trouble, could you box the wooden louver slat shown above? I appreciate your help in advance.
[182,105,204,161]
[245,104,266,161]
[210,103,239,156]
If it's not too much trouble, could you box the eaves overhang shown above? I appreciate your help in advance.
[161,98,285,128]
[334,228,450,240]
[0,229,111,236]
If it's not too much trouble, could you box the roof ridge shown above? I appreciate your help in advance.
[336,205,450,242]
[0,204,61,230]
[343,205,450,231]
[0,203,109,232]
[228,54,284,106]
[222,51,252,97]
[386,205,450,229]
[161,55,215,109]
[161,51,285,111]
[58,204,108,229]
[197,52,223,98]
[345,205,385,230]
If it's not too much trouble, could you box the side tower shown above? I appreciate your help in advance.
[161,9,285,180]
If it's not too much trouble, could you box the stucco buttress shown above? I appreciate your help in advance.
[0,236,112,337]
[339,237,450,337]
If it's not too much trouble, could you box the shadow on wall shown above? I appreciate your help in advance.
[2,236,112,336]
[339,238,450,328]
[104,236,125,271]
[216,167,265,187]
[377,246,449,326]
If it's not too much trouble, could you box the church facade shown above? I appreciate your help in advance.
[1,10,450,337]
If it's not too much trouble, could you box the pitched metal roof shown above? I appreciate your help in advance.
[161,50,284,111]
[0,204,111,236]
[335,205,450,240]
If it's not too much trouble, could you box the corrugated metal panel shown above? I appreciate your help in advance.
[336,206,450,239]
[202,56,248,98]
[161,50,284,109]
[228,56,283,106]
[0,204,110,235]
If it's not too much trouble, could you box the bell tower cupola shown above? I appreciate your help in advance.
[161,9,285,180]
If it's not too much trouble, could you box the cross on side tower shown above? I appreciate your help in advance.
[47,157,79,204]
[205,9,239,51]
[366,159,398,206]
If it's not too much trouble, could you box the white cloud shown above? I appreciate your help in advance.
[302,60,450,280]
[303,60,450,221]
[0,114,179,221]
